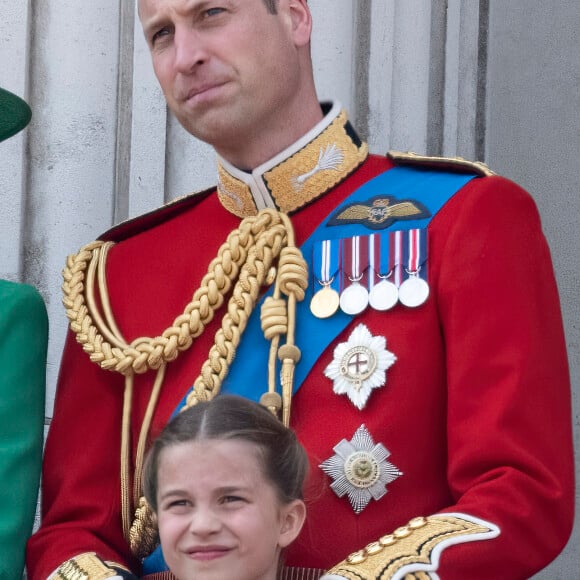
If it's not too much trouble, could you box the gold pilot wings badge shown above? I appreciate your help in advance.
[327,195,431,230]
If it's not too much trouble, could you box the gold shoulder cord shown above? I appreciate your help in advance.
[62,208,308,557]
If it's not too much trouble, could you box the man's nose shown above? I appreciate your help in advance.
[173,27,208,73]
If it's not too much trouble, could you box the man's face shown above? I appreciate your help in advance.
[139,0,309,159]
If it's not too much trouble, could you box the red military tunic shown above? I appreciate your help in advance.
[28,105,573,579]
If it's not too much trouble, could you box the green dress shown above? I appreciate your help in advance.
[0,280,47,579]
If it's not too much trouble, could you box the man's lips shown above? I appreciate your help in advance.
[182,81,228,104]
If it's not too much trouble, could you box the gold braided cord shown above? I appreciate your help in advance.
[134,364,167,506]
[96,241,126,345]
[62,215,262,375]
[259,226,307,425]
[184,212,308,411]
[85,240,161,539]
[261,296,285,417]
[61,209,308,554]
[120,375,134,541]
[279,245,306,425]
[85,241,136,539]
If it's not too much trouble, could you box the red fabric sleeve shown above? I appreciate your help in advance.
[429,175,574,577]
[26,333,140,577]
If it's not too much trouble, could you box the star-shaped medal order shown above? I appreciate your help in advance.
[320,424,402,514]
[324,323,396,410]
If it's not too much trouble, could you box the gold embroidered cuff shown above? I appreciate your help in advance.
[324,513,499,579]
[50,552,129,580]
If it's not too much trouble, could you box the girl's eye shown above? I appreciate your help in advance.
[221,495,244,504]
[165,498,190,510]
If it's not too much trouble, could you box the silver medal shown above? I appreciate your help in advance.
[398,274,429,308]
[339,282,369,315]
[368,279,399,311]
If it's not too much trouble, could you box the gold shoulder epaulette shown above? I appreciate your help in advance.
[388,150,495,178]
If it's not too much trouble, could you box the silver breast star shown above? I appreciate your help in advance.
[324,323,396,410]
[319,424,402,514]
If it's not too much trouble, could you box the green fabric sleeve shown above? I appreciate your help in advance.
[0,280,48,580]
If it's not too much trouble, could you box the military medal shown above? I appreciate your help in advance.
[310,284,340,319]
[319,424,402,514]
[398,228,429,308]
[399,273,429,307]
[368,232,399,311]
[324,323,396,410]
[311,239,340,318]
[339,236,369,315]
[339,277,368,315]
[369,278,398,311]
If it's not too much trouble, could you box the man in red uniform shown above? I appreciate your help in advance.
[28,1,574,578]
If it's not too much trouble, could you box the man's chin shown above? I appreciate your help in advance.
[182,116,248,149]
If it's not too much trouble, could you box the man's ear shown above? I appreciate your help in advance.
[278,499,307,548]
[287,0,312,47]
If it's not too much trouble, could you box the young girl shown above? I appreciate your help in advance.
[142,395,308,580]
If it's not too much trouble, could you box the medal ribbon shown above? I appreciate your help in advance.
[403,228,428,282]
[393,230,404,287]
[369,233,391,288]
[341,235,369,291]
[313,239,340,293]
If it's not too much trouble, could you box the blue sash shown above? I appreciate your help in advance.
[142,165,475,573]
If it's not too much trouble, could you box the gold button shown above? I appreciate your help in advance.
[393,526,411,539]
[347,551,367,565]
[379,534,396,547]
[365,542,383,556]
[408,516,428,529]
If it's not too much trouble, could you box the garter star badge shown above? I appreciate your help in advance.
[324,323,396,410]
[320,424,402,514]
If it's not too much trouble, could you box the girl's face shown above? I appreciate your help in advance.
[156,438,305,580]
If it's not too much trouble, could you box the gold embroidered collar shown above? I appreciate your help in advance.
[217,102,369,218]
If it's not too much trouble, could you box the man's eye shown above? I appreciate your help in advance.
[151,27,171,44]
[205,7,226,17]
